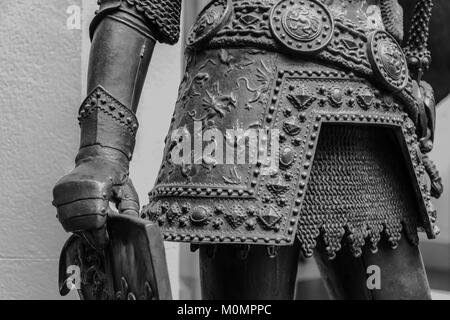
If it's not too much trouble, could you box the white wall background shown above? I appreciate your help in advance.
[422,97,450,269]
[429,98,450,243]
[0,0,82,299]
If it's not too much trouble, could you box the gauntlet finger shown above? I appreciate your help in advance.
[113,179,140,217]
[57,199,109,233]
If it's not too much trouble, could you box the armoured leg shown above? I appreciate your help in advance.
[199,242,300,300]
[314,234,431,300]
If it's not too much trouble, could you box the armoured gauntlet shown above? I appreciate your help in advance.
[53,0,181,248]
[53,89,140,247]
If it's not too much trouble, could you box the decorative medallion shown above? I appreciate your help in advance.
[367,30,409,92]
[224,205,247,229]
[212,218,224,230]
[328,87,344,108]
[270,0,334,54]
[245,218,257,230]
[283,116,302,136]
[357,87,375,110]
[259,206,282,229]
[267,177,290,196]
[280,146,296,169]
[166,203,182,224]
[239,13,260,27]
[287,85,316,111]
[186,0,231,47]
[190,206,210,225]
[383,95,395,108]
[146,201,161,220]
[341,38,358,51]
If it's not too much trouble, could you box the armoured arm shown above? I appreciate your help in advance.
[53,0,182,247]
[400,0,443,198]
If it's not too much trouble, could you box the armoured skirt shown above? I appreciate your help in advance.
[142,0,438,258]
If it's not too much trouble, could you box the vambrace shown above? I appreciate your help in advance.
[81,1,159,162]
[90,0,182,45]
[78,86,139,161]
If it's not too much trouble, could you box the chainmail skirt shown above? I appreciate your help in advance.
[299,124,421,258]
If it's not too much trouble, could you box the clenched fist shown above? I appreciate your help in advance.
[53,147,139,250]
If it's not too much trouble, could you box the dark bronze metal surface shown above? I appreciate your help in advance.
[200,242,300,300]
[146,49,436,251]
[53,0,443,300]
[367,30,409,91]
[91,0,182,44]
[59,214,172,300]
[314,232,431,300]
[108,214,172,300]
[187,0,232,47]
[299,124,422,259]
[270,0,335,54]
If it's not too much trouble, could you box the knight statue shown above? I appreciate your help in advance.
[53,0,444,300]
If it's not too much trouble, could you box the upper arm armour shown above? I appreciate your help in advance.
[90,0,182,45]
[380,0,404,42]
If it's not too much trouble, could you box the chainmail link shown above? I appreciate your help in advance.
[125,0,182,44]
[404,0,434,76]
[298,125,421,259]
[380,0,404,42]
